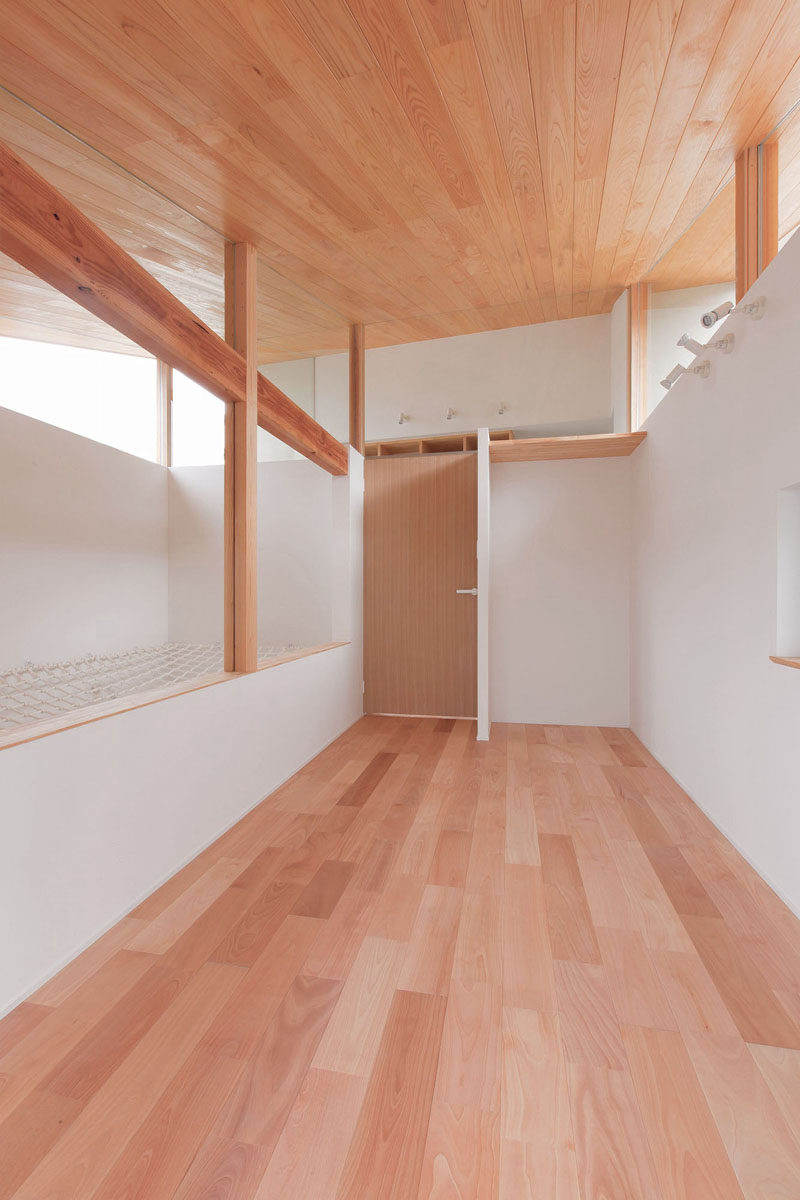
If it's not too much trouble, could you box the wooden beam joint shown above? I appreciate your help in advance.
[0,137,347,475]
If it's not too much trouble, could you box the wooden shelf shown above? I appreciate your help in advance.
[365,429,513,458]
[770,655,800,670]
[489,431,647,463]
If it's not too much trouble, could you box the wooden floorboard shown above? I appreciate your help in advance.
[2,717,800,1198]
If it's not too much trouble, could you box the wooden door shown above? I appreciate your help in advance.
[364,453,477,717]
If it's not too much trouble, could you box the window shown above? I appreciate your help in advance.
[0,335,158,461]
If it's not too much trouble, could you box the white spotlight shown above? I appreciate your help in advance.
[398,411,410,425]
[701,300,734,328]
[661,364,686,390]
[677,333,705,356]
[446,407,456,421]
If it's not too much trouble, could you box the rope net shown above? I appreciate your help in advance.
[0,641,298,733]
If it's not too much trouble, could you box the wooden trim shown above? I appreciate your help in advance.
[627,283,648,431]
[224,243,258,675]
[735,147,759,302]
[0,671,238,753]
[156,361,172,468]
[349,323,365,455]
[0,138,346,475]
[770,655,800,670]
[0,643,352,754]
[257,640,350,670]
[489,431,646,463]
[759,139,779,273]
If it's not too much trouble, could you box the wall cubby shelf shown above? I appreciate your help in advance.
[365,429,514,457]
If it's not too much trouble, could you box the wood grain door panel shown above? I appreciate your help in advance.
[364,453,477,718]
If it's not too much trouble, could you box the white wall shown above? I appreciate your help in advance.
[0,449,364,1015]
[647,282,735,418]
[313,314,612,442]
[168,459,335,648]
[0,406,168,671]
[489,457,631,726]
[631,232,800,915]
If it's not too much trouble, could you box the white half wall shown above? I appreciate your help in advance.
[0,406,168,671]
[0,449,364,1015]
[489,457,631,726]
[314,314,612,442]
[168,458,335,648]
[631,230,800,916]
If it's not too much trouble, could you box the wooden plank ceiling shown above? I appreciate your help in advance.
[1,0,799,362]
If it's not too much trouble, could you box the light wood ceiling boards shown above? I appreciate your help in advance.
[646,178,735,292]
[0,87,350,362]
[774,103,800,243]
[1,0,799,358]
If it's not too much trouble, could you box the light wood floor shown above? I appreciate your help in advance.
[2,718,800,1199]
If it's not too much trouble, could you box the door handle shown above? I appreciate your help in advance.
[456,588,478,596]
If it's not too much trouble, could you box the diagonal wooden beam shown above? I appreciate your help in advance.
[0,138,347,475]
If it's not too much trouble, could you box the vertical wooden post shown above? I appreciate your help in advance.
[224,242,258,674]
[736,142,779,302]
[736,147,759,302]
[349,322,365,455]
[627,283,648,431]
[156,360,172,467]
[760,139,779,273]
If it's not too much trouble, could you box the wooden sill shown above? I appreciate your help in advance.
[489,431,646,463]
[257,641,350,670]
[0,641,351,752]
[770,655,800,670]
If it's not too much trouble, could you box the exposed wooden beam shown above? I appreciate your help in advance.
[224,243,258,675]
[156,361,172,468]
[0,138,347,475]
[257,374,348,474]
[349,322,365,455]
[490,432,646,463]
[627,284,649,432]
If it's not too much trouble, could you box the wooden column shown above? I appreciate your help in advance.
[736,142,778,301]
[224,243,258,674]
[736,147,759,302]
[627,283,649,432]
[760,139,779,273]
[156,361,172,467]
[349,322,365,455]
